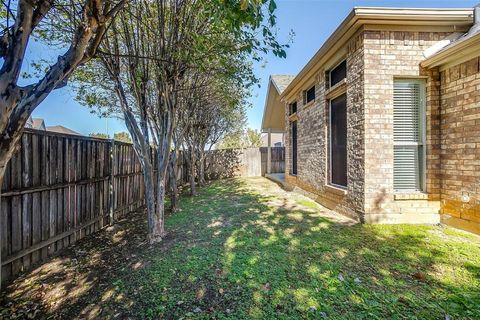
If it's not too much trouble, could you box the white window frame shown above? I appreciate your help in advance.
[393,79,427,192]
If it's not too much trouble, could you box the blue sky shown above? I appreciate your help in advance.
[30,0,478,135]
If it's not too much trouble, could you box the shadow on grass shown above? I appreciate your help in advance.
[1,177,480,320]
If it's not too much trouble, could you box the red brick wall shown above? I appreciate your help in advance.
[439,56,480,234]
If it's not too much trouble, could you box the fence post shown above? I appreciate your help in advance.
[267,128,272,174]
[109,139,116,224]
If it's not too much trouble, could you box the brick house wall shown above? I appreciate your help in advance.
[284,31,365,220]
[439,56,480,234]
[285,29,457,223]
[362,30,451,222]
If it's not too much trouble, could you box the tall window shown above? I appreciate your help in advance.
[330,94,347,187]
[393,79,426,191]
[290,121,297,175]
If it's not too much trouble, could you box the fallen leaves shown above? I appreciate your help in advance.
[412,272,426,282]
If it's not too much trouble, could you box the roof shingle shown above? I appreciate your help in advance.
[271,75,295,94]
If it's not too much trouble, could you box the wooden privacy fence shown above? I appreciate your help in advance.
[204,146,285,179]
[260,147,285,175]
[0,130,285,285]
[0,129,145,285]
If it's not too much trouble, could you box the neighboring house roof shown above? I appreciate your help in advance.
[46,125,82,136]
[261,75,295,132]
[270,75,296,94]
[25,116,34,129]
[32,118,46,131]
[281,7,473,101]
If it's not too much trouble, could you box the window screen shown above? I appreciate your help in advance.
[330,60,347,87]
[291,121,297,175]
[330,94,347,187]
[289,101,297,115]
[304,86,315,104]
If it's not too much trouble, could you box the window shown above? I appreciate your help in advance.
[393,79,426,192]
[329,60,347,88]
[289,101,297,115]
[330,94,347,187]
[303,86,315,104]
[290,121,297,175]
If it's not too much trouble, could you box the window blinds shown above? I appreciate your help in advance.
[393,80,425,191]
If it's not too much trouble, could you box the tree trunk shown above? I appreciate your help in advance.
[142,160,157,240]
[198,150,206,186]
[150,176,166,243]
[149,147,170,243]
[0,166,5,288]
[189,149,197,196]
[168,151,178,213]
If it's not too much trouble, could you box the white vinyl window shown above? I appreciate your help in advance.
[393,79,426,192]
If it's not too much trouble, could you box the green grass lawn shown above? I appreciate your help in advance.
[2,177,480,319]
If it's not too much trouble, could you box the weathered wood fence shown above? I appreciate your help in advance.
[1,129,285,285]
[261,147,285,175]
[0,129,147,285]
[205,147,285,178]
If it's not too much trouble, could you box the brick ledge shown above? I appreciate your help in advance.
[325,184,347,196]
[394,192,429,200]
[363,212,440,224]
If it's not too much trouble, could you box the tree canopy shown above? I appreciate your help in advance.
[70,0,287,242]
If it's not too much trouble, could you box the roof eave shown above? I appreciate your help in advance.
[261,77,274,131]
[281,7,474,101]
[421,32,480,68]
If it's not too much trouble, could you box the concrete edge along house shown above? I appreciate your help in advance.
[262,5,480,235]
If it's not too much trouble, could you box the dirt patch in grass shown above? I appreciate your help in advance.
[1,177,480,319]
[0,209,154,319]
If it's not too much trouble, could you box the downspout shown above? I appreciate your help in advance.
[468,4,480,35]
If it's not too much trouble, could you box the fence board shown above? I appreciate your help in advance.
[203,147,285,179]
[260,147,285,176]
[0,129,145,285]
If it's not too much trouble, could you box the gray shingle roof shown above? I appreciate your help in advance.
[271,75,295,94]
[46,125,82,136]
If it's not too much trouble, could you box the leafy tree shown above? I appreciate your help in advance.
[114,131,132,143]
[73,0,287,242]
[90,132,109,139]
[216,127,263,149]
[245,128,263,147]
[180,69,248,194]
[216,131,245,149]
